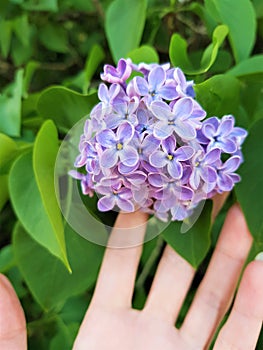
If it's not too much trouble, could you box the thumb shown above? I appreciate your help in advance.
[0,274,27,350]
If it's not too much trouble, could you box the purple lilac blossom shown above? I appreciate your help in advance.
[70,58,247,222]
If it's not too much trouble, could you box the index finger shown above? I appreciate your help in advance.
[91,210,148,308]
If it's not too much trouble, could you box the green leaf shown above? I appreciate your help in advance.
[13,14,30,47]
[169,25,228,75]
[9,151,70,270]
[0,69,23,137]
[10,36,33,66]
[23,61,40,98]
[0,175,8,212]
[37,86,98,133]
[105,0,147,62]
[0,20,12,58]
[235,118,263,248]
[84,44,105,91]
[33,120,70,270]
[39,23,69,53]
[205,0,256,63]
[238,77,263,125]
[0,133,18,171]
[162,201,213,268]
[21,0,58,12]
[226,55,263,77]
[50,318,78,350]
[252,0,263,18]
[127,45,159,64]
[0,245,15,273]
[13,222,104,310]
[200,25,229,70]
[169,33,194,72]
[194,74,240,117]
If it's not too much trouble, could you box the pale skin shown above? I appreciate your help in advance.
[1,204,263,349]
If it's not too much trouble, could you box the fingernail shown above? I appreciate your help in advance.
[255,252,263,261]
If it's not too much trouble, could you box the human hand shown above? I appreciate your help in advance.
[1,204,263,349]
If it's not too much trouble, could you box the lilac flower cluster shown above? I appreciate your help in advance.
[70,58,247,222]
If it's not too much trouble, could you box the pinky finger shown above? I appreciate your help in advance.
[214,260,263,350]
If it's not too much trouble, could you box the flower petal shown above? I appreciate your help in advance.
[98,195,115,211]
[218,115,234,136]
[220,138,237,153]
[174,121,196,140]
[120,146,139,167]
[142,134,161,155]
[148,173,168,187]
[127,171,147,186]
[174,146,194,161]
[200,166,217,183]
[96,129,116,147]
[149,150,167,168]
[148,66,165,90]
[105,113,123,129]
[116,198,134,212]
[175,186,193,201]
[134,76,149,95]
[217,173,234,192]
[153,122,173,139]
[167,160,183,179]
[158,85,178,100]
[100,148,118,168]
[174,68,187,86]
[189,169,201,189]
[118,162,138,174]
[221,156,241,173]
[118,187,133,200]
[117,122,134,143]
[150,100,173,121]
[171,204,189,221]
[173,97,193,119]
[162,135,176,154]
[117,58,132,80]
[98,83,109,102]
[204,148,221,165]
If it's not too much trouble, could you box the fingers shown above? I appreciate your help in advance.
[91,211,148,308]
[211,192,229,223]
[143,245,195,323]
[180,204,253,349]
[214,260,263,350]
[0,274,27,350]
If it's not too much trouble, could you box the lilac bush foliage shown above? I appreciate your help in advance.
[70,59,247,222]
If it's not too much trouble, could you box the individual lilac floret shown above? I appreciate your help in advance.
[96,177,134,212]
[70,58,247,222]
[96,122,139,168]
[199,115,243,154]
[134,66,178,104]
[189,148,221,192]
[173,67,195,98]
[151,97,201,140]
[150,136,194,179]
[74,141,101,175]
[105,98,139,129]
[101,58,132,84]
[93,83,121,117]
[217,156,241,192]
[69,170,94,197]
